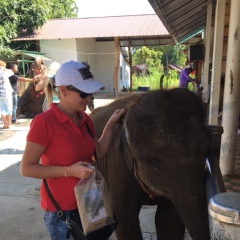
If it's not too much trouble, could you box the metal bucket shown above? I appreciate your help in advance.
[209,192,240,240]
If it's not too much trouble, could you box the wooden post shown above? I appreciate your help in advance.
[165,45,169,89]
[113,37,119,97]
[128,39,132,93]
[159,74,164,90]
[202,2,213,103]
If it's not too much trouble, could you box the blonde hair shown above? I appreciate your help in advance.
[42,61,61,111]
[43,76,60,111]
[0,60,6,68]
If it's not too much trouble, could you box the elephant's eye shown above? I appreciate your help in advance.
[147,156,165,169]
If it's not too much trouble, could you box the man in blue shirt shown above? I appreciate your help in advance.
[179,67,195,88]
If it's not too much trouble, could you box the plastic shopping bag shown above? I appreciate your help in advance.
[74,167,116,235]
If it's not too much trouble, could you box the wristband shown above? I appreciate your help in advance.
[64,166,68,177]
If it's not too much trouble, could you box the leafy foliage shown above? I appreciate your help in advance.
[132,45,189,91]
[149,45,188,66]
[0,0,78,59]
[132,67,161,89]
[132,69,179,90]
[133,46,163,70]
[132,69,194,91]
[0,45,13,59]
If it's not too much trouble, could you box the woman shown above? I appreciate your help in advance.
[20,60,125,240]
[0,60,14,129]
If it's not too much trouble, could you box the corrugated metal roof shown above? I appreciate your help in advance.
[14,14,169,41]
[148,0,217,43]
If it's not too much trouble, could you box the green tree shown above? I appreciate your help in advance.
[133,46,163,70]
[132,45,189,90]
[0,0,78,59]
[132,46,164,89]
[158,45,188,66]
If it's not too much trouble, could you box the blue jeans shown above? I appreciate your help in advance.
[44,210,77,240]
[12,94,18,121]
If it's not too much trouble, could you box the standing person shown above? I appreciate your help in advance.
[0,60,14,129]
[8,63,35,123]
[29,56,48,80]
[179,67,195,88]
[20,60,125,240]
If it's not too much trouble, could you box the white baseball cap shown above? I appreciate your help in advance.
[55,60,103,93]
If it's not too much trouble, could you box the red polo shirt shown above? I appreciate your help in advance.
[27,103,95,211]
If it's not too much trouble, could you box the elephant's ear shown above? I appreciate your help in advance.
[119,95,142,170]
[119,121,134,171]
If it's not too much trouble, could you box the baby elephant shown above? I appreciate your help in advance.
[90,88,210,240]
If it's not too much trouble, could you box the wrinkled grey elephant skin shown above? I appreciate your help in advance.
[17,83,45,118]
[90,88,210,240]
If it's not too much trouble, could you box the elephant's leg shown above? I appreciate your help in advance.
[108,169,145,240]
[155,197,185,240]
[168,162,210,240]
[114,206,142,240]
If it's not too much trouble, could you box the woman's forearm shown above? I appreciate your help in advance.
[97,122,115,159]
[20,163,66,179]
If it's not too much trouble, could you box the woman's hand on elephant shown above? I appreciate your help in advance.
[96,108,126,160]
[67,161,94,179]
[107,108,126,127]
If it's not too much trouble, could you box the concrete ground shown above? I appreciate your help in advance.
[0,118,48,240]
[0,94,193,240]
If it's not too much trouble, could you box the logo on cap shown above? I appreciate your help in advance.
[78,66,93,80]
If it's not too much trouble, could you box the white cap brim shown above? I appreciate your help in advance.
[74,78,104,93]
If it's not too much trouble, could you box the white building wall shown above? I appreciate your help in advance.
[94,41,130,93]
[76,38,97,79]
[95,41,115,92]
[120,52,130,90]
[76,38,114,92]
[77,38,124,92]
[40,39,77,68]
[40,38,130,93]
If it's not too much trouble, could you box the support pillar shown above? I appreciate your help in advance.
[202,2,212,104]
[113,37,119,97]
[220,0,240,175]
[208,0,226,125]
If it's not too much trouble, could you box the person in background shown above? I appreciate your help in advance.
[20,60,125,239]
[29,57,48,80]
[17,57,48,118]
[8,63,35,123]
[0,60,14,129]
[179,67,196,89]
